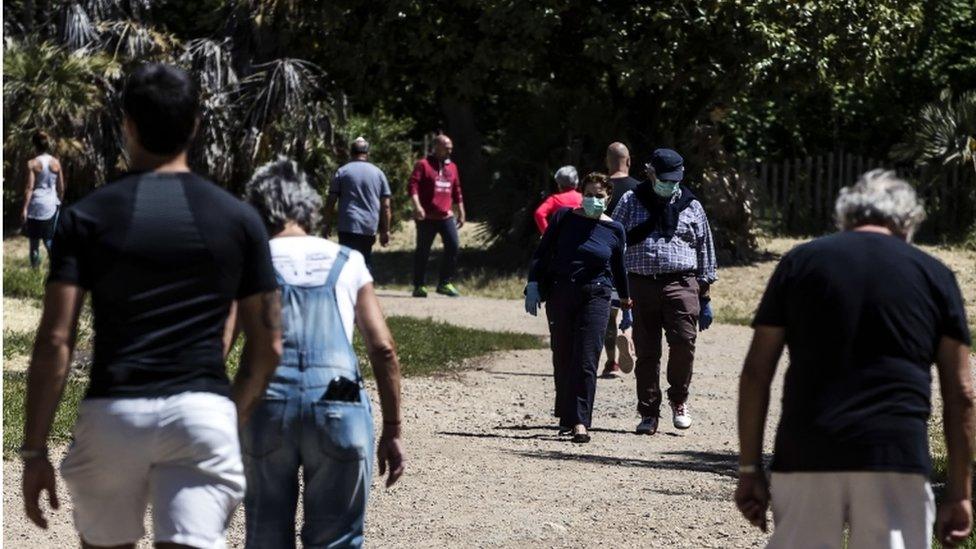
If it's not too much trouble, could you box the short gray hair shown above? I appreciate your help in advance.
[245,156,323,235]
[554,165,578,189]
[350,136,369,155]
[835,169,926,239]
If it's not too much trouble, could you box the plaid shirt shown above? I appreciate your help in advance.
[611,189,718,284]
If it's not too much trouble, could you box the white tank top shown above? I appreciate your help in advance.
[27,154,60,220]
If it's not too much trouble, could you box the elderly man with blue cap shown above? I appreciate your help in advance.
[611,148,717,435]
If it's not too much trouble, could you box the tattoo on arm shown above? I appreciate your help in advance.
[260,290,282,330]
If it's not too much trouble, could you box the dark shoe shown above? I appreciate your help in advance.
[558,426,573,436]
[600,362,621,379]
[572,432,591,444]
[635,416,659,435]
[412,286,428,298]
[571,425,591,443]
[436,282,461,297]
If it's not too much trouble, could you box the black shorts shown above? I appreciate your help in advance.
[24,211,58,240]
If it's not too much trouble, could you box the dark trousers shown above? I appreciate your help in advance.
[338,232,377,271]
[413,219,459,288]
[630,273,700,417]
[545,281,612,428]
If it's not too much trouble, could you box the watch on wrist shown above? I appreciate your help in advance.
[18,446,49,461]
[738,464,761,475]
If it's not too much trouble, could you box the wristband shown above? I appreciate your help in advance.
[738,464,761,474]
[18,446,48,462]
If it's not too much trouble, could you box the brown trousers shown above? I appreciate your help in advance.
[629,273,700,417]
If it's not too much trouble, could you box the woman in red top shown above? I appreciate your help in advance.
[534,166,582,234]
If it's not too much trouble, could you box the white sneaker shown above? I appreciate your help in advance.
[671,402,692,429]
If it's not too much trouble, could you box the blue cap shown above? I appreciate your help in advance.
[647,148,684,182]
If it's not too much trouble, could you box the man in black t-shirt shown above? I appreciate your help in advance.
[735,170,973,547]
[599,142,641,379]
[21,64,283,547]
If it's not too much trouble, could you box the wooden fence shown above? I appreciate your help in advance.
[737,152,976,237]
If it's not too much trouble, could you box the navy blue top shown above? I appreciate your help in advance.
[529,208,630,299]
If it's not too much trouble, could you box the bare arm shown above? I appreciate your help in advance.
[22,163,35,222]
[22,282,86,528]
[455,201,466,228]
[54,159,65,202]
[323,194,338,238]
[935,336,975,545]
[379,197,392,245]
[737,326,785,467]
[232,290,283,426]
[735,325,786,532]
[355,283,405,486]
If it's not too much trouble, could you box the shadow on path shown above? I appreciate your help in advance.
[510,449,741,478]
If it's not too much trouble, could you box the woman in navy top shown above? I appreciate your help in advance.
[525,172,632,443]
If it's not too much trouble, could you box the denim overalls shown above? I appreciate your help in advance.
[242,247,375,549]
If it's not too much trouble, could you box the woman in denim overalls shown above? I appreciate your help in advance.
[241,158,405,548]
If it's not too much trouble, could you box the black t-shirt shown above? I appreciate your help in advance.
[606,176,641,216]
[754,231,971,475]
[49,172,278,399]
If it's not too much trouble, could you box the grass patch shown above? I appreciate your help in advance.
[355,316,545,377]
[3,330,35,360]
[4,316,545,458]
[3,371,87,458]
[3,256,46,301]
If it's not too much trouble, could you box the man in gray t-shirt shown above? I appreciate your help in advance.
[324,137,392,269]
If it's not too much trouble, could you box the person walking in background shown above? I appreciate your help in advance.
[736,170,973,548]
[21,131,65,269]
[323,136,392,271]
[533,165,582,234]
[409,134,465,298]
[524,172,632,444]
[600,142,641,379]
[243,158,405,548]
[21,63,283,547]
[611,148,717,435]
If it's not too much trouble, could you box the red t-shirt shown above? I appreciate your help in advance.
[407,156,463,220]
[534,189,582,234]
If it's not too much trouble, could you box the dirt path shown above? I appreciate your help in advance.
[4,294,780,548]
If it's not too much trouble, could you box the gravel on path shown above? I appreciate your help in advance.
[4,295,781,548]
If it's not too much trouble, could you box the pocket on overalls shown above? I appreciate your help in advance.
[240,398,287,458]
[311,398,372,462]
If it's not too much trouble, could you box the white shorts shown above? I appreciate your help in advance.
[60,392,245,548]
[768,471,935,549]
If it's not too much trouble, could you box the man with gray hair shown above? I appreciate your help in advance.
[324,136,392,270]
[736,169,973,547]
[533,165,582,234]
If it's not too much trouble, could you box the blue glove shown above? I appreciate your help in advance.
[619,309,633,331]
[699,300,713,331]
[524,282,541,316]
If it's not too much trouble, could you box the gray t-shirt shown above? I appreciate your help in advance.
[330,160,392,235]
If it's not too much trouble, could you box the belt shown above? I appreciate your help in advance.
[629,270,695,281]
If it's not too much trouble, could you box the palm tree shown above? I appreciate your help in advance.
[893,90,976,177]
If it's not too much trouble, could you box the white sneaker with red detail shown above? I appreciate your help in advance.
[671,402,692,429]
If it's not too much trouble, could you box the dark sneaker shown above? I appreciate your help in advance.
[600,362,621,379]
[436,283,461,297]
[635,416,659,435]
[558,426,573,436]
[412,286,428,298]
